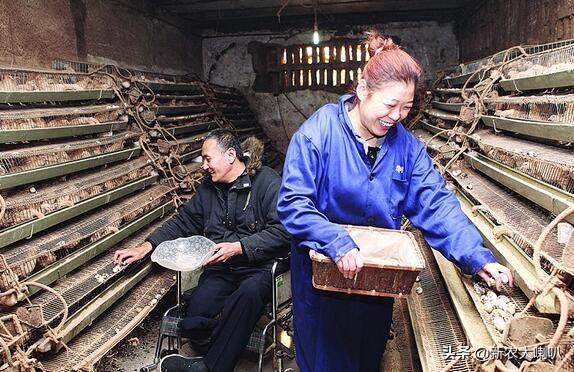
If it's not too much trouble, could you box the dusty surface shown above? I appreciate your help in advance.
[456,0,574,61]
[0,1,201,75]
[98,291,411,372]
[0,1,76,67]
[96,290,298,372]
[96,292,172,372]
[203,22,459,154]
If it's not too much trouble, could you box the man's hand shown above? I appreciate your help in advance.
[336,248,364,280]
[113,241,153,265]
[477,262,514,291]
[203,242,243,266]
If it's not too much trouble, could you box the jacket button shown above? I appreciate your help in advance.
[369,174,374,181]
[250,223,256,229]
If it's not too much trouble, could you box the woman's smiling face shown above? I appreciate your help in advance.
[355,80,415,137]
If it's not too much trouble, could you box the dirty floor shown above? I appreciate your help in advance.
[96,291,412,372]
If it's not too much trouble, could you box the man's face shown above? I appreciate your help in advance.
[201,138,235,183]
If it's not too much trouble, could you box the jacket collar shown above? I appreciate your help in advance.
[230,171,252,191]
[338,94,400,142]
[208,170,252,191]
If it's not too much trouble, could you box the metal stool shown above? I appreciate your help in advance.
[140,272,184,372]
[249,258,294,372]
[141,259,293,372]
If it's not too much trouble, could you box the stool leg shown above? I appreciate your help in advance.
[141,279,183,372]
[139,329,165,371]
[154,334,165,363]
[258,320,275,372]
[257,344,265,372]
[176,271,182,351]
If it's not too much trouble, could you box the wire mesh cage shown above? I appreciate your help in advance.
[450,164,564,276]
[472,131,574,193]
[0,67,114,92]
[0,104,126,130]
[156,133,205,156]
[449,39,574,78]
[40,269,174,371]
[0,132,139,175]
[501,44,574,79]
[52,58,201,84]
[484,95,574,124]
[0,186,171,293]
[28,253,125,326]
[51,59,115,74]
[32,217,163,326]
[0,158,154,228]
[407,231,476,372]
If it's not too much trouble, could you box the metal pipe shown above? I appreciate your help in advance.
[20,281,69,333]
[533,205,574,281]
[549,287,568,348]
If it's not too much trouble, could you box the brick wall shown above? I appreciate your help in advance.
[0,0,202,75]
[456,0,574,61]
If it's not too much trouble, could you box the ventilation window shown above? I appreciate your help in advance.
[266,40,368,94]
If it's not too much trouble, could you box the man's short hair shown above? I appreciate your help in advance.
[205,128,248,163]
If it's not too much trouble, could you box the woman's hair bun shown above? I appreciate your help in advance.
[365,30,399,57]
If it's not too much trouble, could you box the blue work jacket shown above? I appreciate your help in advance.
[278,94,496,274]
[277,94,497,371]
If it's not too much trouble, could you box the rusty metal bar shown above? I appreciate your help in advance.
[463,152,574,224]
[423,107,460,122]
[453,187,558,313]
[0,175,157,249]
[480,115,573,142]
[25,202,174,296]
[500,69,574,92]
[0,146,141,190]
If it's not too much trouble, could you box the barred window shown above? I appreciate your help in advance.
[266,40,369,94]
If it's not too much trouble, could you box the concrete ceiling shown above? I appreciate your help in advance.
[154,0,477,32]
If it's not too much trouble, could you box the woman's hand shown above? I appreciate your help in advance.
[336,248,364,279]
[477,262,514,291]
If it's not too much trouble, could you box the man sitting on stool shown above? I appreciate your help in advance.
[114,129,290,372]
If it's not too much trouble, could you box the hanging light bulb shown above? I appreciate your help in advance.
[312,1,320,45]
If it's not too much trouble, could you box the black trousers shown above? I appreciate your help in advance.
[179,266,272,372]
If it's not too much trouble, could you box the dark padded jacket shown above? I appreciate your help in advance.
[147,165,290,269]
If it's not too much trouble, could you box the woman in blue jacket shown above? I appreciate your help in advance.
[277,30,513,372]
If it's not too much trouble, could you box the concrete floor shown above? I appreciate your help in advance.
[98,319,297,371]
[96,293,298,372]
[97,292,405,372]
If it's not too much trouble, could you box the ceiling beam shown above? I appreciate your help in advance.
[158,0,471,13]
[152,0,469,31]
[191,9,459,33]
[168,5,463,22]
[112,0,201,35]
